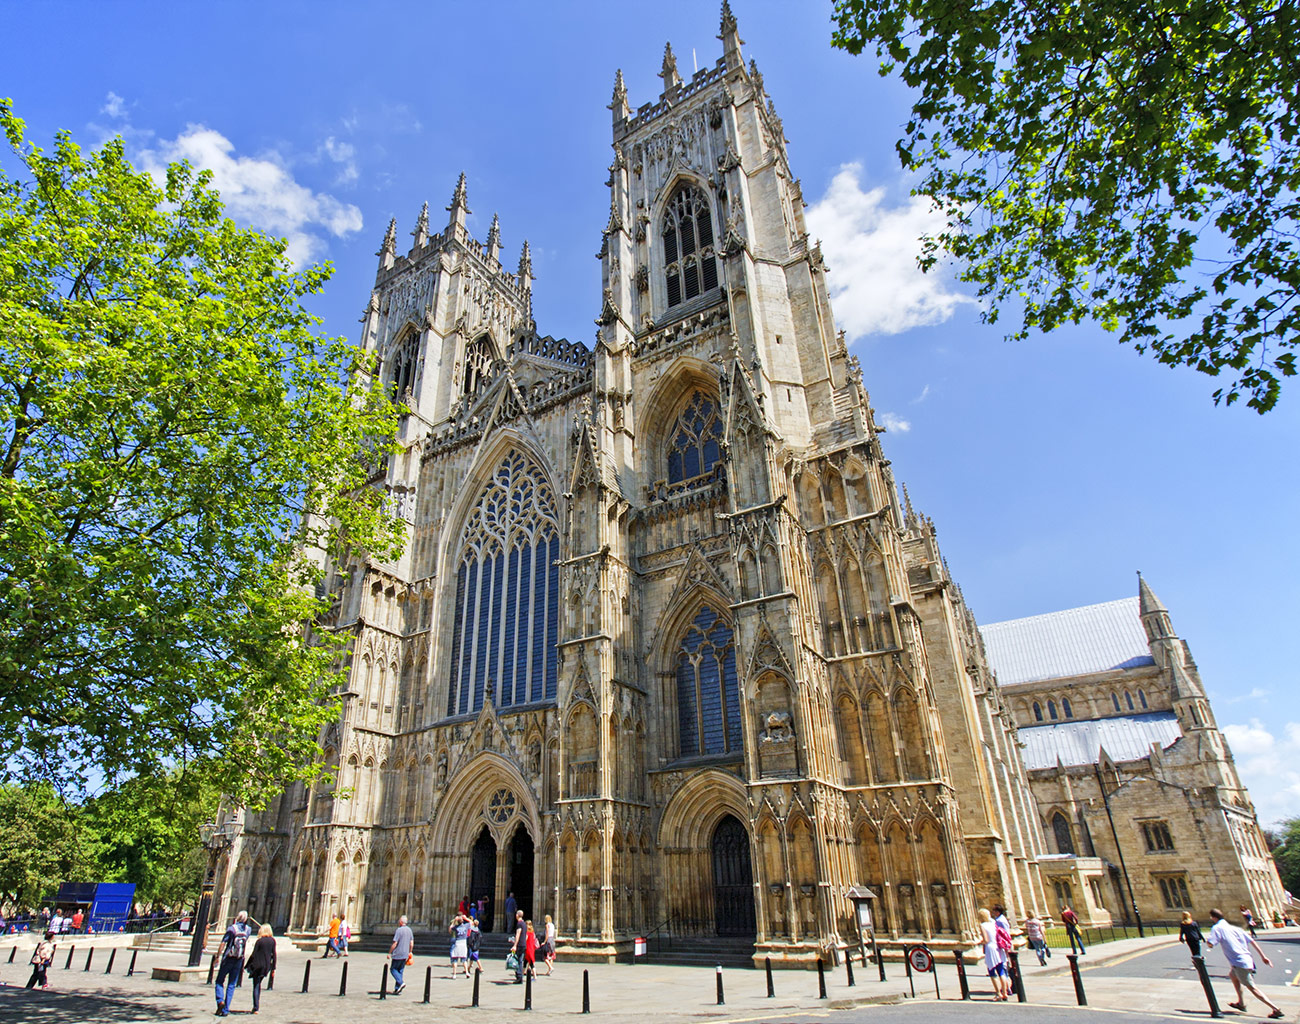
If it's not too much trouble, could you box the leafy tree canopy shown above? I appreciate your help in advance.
[1270,816,1300,897]
[0,101,404,805]
[0,783,96,908]
[832,0,1300,411]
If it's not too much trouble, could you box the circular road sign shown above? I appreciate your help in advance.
[907,945,934,973]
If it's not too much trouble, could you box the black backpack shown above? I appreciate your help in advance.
[467,928,481,953]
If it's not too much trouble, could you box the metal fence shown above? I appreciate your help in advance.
[1042,922,1179,948]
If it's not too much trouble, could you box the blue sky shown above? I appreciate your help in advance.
[4,1,1297,823]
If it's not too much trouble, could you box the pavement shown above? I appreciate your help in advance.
[0,929,1297,1023]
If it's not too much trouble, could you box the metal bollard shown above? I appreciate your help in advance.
[846,952,855,987]
[818,958,827,999]
[7,946,14,963]
[1009,950,1026,1002]
[378,962,388,1000]
[207,954,216,985]
[301,959,311,993]
[766,956,775,997]
[1067,953,1087,1006]
[423,964,432,1004]
[65,945,75,969]
[876,943,886,981]
[581,968,589,1013]
[716,964,725,1005]
[955,950,970,1000]
[524,970,532,1010]
[127,949,138,977]
[338,960,347,996]
[84,948,94,971]
[106,948,117,974]
[472,967,481,1007]
[904,946,916,999]
[1191,956,1223,1018]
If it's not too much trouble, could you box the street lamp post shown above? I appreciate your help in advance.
[188,819,243,967]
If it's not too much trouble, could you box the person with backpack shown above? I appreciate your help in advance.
[25,931,56,990]
[466,916,482,975]
[214,910,253,1017]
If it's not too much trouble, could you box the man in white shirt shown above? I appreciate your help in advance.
[1205,907,1284,1019]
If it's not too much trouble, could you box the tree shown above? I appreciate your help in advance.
[0,783,96,908]
[1271,817,1300,897]
[0,101,404,805]
[832,0,1299,411]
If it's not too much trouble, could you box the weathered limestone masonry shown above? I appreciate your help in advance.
[986,577,1287,928]
[217,4,1054,964]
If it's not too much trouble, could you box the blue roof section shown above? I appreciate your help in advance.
[980,597,1155,686]
[1019,711,1182,770]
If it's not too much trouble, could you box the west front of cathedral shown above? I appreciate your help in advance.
[218,6,1286,960]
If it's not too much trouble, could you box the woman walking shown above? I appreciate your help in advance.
[524,920,539,978]
[978,908,1010,1001]
[245,924,277,1015]
[1025,913,1050,966]
[449,913,470,976]
[542,914,557,975]
[25,931,56,990]
[1180,911,1204,958]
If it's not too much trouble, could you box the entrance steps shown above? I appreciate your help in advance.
[638,937,756,969]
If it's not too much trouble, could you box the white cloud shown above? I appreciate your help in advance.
[1222,719,1300,826]
[322,136,359,185]
[1223,719,1275,755]
[806,163,975,337]
[912,384,931,404]
[138,126,363,266]
[101,91,127,119]
[878,412,911,433]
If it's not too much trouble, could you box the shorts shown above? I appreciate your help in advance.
[469,951,479,962]
[988,963,1008,978]
[1229,966,1256,985]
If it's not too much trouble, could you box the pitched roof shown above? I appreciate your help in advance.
[1019,711,1182,770]
[979,596,1155,686]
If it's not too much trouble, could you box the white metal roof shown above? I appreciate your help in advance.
[980,597,1155,686]
[1019,711,1182,770]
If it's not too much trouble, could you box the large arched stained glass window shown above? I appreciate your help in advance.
[662,186,718,308]
[666,390,723,486]
[447,450,559,715]
[676,605,741,757]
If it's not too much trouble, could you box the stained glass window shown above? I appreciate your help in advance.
[676,605,740,757]
[663,186,718,308]
[447,450,559,715]
[666,390,723,486]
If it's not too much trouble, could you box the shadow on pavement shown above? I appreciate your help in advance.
[0,987,192,1021]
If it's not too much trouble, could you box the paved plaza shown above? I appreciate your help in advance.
[2,931,1300,1022]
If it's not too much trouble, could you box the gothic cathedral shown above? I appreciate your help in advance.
[223,5,1054,961]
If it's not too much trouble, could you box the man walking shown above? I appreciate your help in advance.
[1206,908,1284,1018]
[323,911,341,957]
[389,914,414,994]
[1060,905,1086,955]
[505,891,517,926]
[510,909,527,984]
[214,910,253,1017]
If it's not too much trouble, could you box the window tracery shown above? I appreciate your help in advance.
[662,186,718,308]
[666,389,723,487]
[675,604,740,758]
[390,331,420,402]
[447,450,559,715]
[462,334,496,397]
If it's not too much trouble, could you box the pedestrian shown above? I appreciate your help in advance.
[1060,905,1086,955]
[214,910,253,1017]
[458,896,468,917]
[524,920,539,978]
[1024,912,1050,965]
[1179,911,1204,957]
[49,909,64,935]
[389,914,414,994]
[1241,905,1258,938]
[1206,908,1284,1018]
[467,916,482,975]
[323,911,341,957]
[25,931,56,990]
[477,895,488,927]
[39,907,50,930]
[244,923,277,1015]
[505,891,517,926]
[978,908,1010,1001]
[70,908,84,934]
[450,913,470,976]
[542,913,557,974]
[338,914,350,956]
[510,909,527,984]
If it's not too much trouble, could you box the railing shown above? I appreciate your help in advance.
[1043,922,1180,948]
[644,914,714,954]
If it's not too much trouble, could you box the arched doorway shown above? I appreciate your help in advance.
[712,815,755,936]
[470,827,496,931]
[509,827,534,922]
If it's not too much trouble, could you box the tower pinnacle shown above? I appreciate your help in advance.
[610,68,630,123]
[659,42,682,96]
[378,216,397,270]
[486,212,501,262]
[518,240,533,289]
[719,0,743,67]
[412,200,430,248]
[446,172,471,231]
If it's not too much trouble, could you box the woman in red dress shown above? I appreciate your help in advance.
[524,920,539,978]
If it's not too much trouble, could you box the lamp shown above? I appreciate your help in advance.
[187,817,244,967]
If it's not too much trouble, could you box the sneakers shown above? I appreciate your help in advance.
[394,982,405,995]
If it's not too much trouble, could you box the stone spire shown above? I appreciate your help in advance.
[1137,572,1173,643]
[446,172,470,231]
[659,42,682,98]
[719,0,743,68]
[518,240,533,290]
[486,213,501,263]
[610,68,630,124]
[378,216,397,270]
[412,200,429,248]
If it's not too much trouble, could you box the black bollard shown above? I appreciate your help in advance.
[1009,950,1026,1002]
[846,951,855,987]
[106,948,117,974]
[473,966,481,1007]
[127,949,138,977]
[904,947,916,999]
[766,956,775,997]
[65,945,75,969]
[876,943,886,981]
[301,958,311,993]
[7,946,14,963]
[525,970,533,1010]
[378,962,388,1000]
[1066,953,1087,1006]
[423,964,432,1004]
[84,947,94,971]
[582,968,590,1013]
[1191,956,1223,1018]
[207,954,216,985]
[338,960,348,996]
[716,965,725,1005]
[817,958,827,999]
[955,950,970,1000]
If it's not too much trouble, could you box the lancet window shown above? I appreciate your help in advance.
[390,331,420,402]
[447,450,559,715]
[662,186,718,308]
[675,604,740,758]
[462,334,496,397]
[666,389,723,487]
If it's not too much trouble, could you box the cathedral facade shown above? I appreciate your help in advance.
[219,6,1053,961]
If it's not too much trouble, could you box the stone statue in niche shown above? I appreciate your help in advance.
[436,752,448,787]
[760,710,793,743]
[759,710,796,776]
[527,741,541,776]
